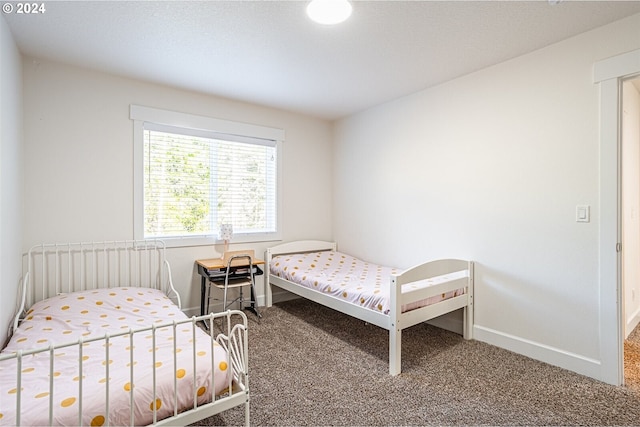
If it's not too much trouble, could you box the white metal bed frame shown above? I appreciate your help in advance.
[265,240,474,376]
[2,240,250,426]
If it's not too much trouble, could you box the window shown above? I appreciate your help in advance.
[131,105,283,246]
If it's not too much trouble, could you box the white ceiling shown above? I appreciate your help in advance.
[5,0,640,120]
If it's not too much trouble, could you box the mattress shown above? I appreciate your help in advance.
[270,250,464,314]
[0,287,230,426]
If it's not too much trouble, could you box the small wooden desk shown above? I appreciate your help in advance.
[196,257,264,316]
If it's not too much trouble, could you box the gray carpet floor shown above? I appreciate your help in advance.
[194,299,640,426]
[626,323,640,393]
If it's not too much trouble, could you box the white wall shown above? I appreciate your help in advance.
[333,14,640,381]
[21,58,333,314]
[0,15,23,347]
[14,8,640,384]
[623,79,640,338]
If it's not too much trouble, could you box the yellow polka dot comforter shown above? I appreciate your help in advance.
[0,287,230,426]
[270,251,463,314]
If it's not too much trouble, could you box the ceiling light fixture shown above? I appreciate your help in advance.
[307,0,352,25]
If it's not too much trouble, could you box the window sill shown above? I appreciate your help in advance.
[144,233,283,249]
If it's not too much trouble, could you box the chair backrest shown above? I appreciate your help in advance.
[223,250,255,267]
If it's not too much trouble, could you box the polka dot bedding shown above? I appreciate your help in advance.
[270,251,464,314]
[0,287,230,426]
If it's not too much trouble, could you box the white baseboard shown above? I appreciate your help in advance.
[626,307,640,338]
[473,325,602,380]
[189,299,604,381]
[269,289,300,305]
[183,289,296,317]
[183,306,200,318]
[427,310,463,335]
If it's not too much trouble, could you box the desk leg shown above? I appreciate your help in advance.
[250,285,256,310]
[248,282,262,318]
[200,276,206,316]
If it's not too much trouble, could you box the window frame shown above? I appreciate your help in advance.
[131,105,284,248]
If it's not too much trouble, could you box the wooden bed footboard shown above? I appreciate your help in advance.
[265,240,474,375]
[389,258,474,375]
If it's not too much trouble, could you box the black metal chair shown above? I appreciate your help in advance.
[206,254,260,318]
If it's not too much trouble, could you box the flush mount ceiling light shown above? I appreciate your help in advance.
[306,0,352,25]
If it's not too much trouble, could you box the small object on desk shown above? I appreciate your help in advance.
[218,223,233,252]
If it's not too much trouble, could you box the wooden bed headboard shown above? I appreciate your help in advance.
[264,240,337,307]
[265,240,336,258]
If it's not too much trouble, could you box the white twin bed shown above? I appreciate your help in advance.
[0,238,473,425]
[0,240,250,426]
[265,240,474,376]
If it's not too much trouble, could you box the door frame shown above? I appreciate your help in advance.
[595,48,640,385]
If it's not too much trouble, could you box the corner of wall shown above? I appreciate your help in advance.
[0,13,24,347]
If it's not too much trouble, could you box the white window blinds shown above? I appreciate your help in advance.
[131,105,283,245]
[143,124,277,239]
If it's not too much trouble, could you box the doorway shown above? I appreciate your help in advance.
[594,48,640,386]
[622,76,640,391]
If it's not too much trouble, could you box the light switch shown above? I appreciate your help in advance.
[576,205,590,222]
